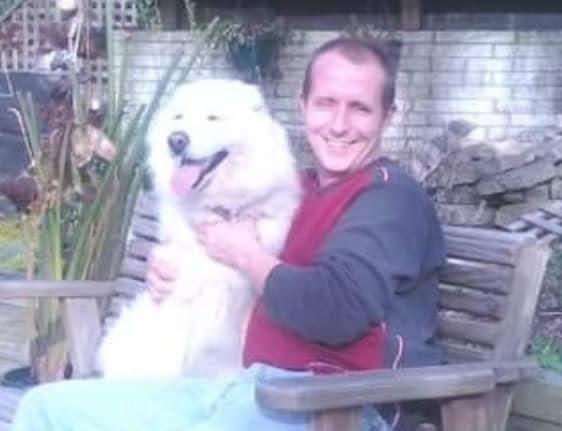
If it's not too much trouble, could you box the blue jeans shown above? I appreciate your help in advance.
[11,364,390,431]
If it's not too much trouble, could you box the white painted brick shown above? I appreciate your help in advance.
[492,72,538,86]
[274,82,300,98]
[396,85,431,99]
[435,31,515,44]
[405,44,433,57]
[465,72,495,85]
[410,72,433,85]
[513,87,562,99]
[496,99,559,114]
[302,31,341,48]
[494,45,562,58]
[432,45,493,58]
[431,58,467,71]
[466,58,512,72]
[430,113,509,127]
[396,72,409,86]
[511,114,558,127]
[383,126,406,138]
[270,97,297,111]
[517,31,562,43]
[432,86,511,100]
[513,58,562,72]
[381,138,408,155]
[421,72,464,85]
[487,127,509,140]
[493,45,515,58]
[399,57,431,71]
[414,99,494,113]
[394,99,414,112]
[271,110,296,124]
[406,126,442,138]
[279,55,309,70]
[400,32,434,43]
[404,113,428,126]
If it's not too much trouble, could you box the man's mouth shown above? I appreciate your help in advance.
[171,150,228,195]
[324,139,356,151]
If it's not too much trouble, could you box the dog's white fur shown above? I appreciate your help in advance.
[98,79,301,378]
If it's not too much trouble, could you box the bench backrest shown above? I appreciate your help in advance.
[108,195,551,367]
[437,225,549,364]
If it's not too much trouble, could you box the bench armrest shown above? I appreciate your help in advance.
[0,280,117,298]
[256,359,539,412]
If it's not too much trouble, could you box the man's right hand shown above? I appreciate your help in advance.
[146,247,179,303]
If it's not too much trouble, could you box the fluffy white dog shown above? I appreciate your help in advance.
[98,79,301,378]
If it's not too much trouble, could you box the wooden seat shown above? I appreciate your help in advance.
[0,194,554,431]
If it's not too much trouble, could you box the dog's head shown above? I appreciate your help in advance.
[147,79,273,198]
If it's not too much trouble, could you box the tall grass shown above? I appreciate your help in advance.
[13,8,219,382]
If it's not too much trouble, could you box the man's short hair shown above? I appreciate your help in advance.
[301,37,397,113]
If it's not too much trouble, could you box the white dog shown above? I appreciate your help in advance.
[98,79,301,378]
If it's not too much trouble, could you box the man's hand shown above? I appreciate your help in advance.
[195,219,260,269]
[146,247,179,303]
[195,219,281,293]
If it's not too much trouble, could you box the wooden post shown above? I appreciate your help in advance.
[401,0,422,30]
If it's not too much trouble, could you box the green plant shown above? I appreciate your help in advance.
[7,5,219,383]
[531,337,562,373]
[135,0,162,29]
[215,16,288,83]
[0,219,25,272]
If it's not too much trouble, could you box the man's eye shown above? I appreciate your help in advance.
[354,104,372,114]
[315,99,334,108]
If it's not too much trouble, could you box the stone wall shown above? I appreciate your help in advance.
[409,120,562,226]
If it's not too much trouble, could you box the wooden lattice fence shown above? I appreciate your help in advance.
[0,0,137,80]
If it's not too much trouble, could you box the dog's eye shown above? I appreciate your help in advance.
[207,115,219,121]
[174,114,183,120]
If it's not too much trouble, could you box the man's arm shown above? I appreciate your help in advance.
[262,177,443,346]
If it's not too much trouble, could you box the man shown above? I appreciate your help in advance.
[12,37,445,431]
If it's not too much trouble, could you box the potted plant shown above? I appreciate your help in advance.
[0,0,219,386]
[216,16,288,83]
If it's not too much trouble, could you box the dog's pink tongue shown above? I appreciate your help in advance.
[171,165,202,195]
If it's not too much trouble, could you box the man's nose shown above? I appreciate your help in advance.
[330,106,350,136]
[167,131,190,155]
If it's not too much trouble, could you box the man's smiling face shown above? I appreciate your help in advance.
[300,50,393,186]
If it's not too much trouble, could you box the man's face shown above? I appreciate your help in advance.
[299,51,393,186]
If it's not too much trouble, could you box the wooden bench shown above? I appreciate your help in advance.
[0,195,555,431]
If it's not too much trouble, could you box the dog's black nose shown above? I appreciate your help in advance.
[168,131,190,156]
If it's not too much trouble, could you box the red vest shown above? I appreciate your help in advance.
[243,166,385,373]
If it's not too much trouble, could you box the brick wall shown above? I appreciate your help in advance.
[114,30,562,157]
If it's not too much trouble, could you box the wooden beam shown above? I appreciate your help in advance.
[401,0,422,30]
[0,281,116,298]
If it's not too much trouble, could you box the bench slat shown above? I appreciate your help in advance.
[440,259,512,294]
[119,257,147,281]
[131,218,159,241]
[134,193,158,219]
[438,315,499,347]
[115,278,146,297]
[443,343,491,363]
[445,236,523,266]
[127,238,153,260]
[439,288,505,320]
